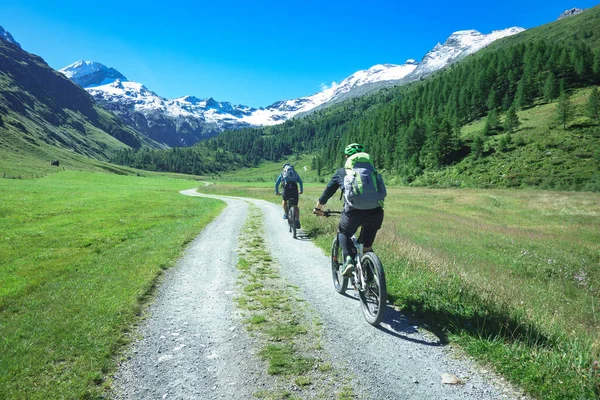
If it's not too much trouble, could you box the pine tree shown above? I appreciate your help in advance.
[543,72,559,103]
[516,71,535,109]
[486,89,499,111]
[472,134,485,158]
[586,87,600,122]
[555,90,574,129]
[499,133,511,152]
[484,109,500,135]
[593,52,600,83]
[504,106,520,133]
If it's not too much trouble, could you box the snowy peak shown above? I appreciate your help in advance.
[59,60,127,88]
[0,26,21,48]
[411,26,524,78]
[342,60,419,89]
[242,25,524,127]
[558,8,585,19]
[60,22,526,138]
[238,59,421,126]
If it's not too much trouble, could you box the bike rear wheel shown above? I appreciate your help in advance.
[358,252,387,325]
[330,237,348,293]
[288,206,296,238]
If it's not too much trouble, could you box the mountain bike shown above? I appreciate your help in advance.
[286,198,298,239]
[322,210,387,325]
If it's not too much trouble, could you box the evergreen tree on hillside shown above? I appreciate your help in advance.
[484,109,500,135]
[504,106,520,133]
[472,134,485,158]
[543,72,559,103]
[555,90,575,129]
[586,87,600,122]
[516,69,535,109]
[593,52,600,82]
[487,89,499,110]
[499,132,512,152]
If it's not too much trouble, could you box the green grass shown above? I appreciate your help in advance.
[0,171,224,399]
[199,182,600,400]
[215,154,332,185]
[235,205,354,399]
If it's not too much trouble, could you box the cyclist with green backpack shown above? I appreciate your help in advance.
[313,143,386,276]
[275,163,304,229]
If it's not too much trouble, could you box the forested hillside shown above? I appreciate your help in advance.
[113,6,600,191]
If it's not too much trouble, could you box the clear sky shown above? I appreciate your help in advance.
[1,1,598,107]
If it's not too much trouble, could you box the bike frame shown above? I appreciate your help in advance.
[322,209,387,325]
[351,234,368,291]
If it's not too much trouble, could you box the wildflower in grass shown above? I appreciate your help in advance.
[573,270,589,288]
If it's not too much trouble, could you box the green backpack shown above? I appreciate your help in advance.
[343,152,386,210]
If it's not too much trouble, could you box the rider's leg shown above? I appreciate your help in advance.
[338,211,360,261]
[361,208,384,253]
[282,200,288,214]
[361,226,377,253]
[338,232,357,260]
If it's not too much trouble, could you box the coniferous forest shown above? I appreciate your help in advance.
[112,9,600,191]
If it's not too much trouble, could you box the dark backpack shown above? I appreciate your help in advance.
[342,152,386,210]
[282,165,298,183]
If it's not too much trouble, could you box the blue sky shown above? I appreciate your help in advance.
[1,1,598,107]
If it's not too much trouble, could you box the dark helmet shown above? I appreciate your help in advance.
[344,143,365,156]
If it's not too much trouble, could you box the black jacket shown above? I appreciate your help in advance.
[318,168,346,206]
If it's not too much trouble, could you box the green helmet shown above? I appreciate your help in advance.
[344,143,365,156]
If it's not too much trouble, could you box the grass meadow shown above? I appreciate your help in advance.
[0,171,223,399]
[198,181,600,399]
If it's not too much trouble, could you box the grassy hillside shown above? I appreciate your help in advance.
[198,181,600,400]
[0,171,224,399]
[0,38,161,176]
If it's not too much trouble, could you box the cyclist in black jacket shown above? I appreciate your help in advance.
[313,143,385,276]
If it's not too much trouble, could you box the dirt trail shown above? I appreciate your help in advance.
[112,189,525,399]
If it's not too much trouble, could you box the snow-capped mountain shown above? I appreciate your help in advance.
[60,60,127,87]
[248,27,524,124]
[0,26,21,48]
[59,61,255,146]
[60,25,524,145]
[241,60,419,126]
[404,27,525,81]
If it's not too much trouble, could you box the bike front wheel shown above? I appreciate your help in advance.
[357,252,387,325]
[330,237,348,294]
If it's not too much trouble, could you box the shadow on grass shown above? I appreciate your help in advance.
[397,294,555,351]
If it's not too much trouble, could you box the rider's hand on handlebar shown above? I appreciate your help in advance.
[276,193,281,196]
[313,208,325,216]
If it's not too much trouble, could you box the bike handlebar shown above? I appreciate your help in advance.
[314,209,342,217]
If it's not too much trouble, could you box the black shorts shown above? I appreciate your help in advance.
[338,207,384,248]
[282,183,299,206]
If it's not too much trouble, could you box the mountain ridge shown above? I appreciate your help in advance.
[59,26,523,146]
[0,36,160,171]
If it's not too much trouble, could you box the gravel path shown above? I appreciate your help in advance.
[111,189,525,400]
